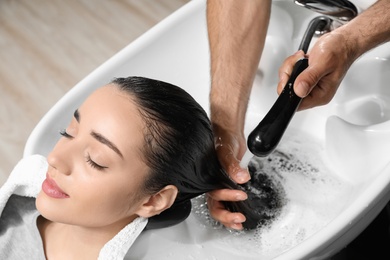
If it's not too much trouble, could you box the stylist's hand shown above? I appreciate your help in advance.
[277,32,358,110]
[207,124,250,230]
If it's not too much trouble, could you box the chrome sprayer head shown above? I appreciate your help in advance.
[295,0,358,33]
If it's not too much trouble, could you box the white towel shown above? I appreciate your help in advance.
[0,154,47,215]
[99,216,147,260]
[0,155,148,259]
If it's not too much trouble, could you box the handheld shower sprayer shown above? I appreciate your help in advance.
[247,16,332,157]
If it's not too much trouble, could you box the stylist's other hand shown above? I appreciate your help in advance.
[277,32,357,110]
[207,125,249,230]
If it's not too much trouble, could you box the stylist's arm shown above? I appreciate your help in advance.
[206,0,271,230]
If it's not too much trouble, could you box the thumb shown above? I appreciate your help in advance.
[293,66,320,98]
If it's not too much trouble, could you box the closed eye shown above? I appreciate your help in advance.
[86,154,108,171]
[59,129,73,138]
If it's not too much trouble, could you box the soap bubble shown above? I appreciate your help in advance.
[191,129,354,259]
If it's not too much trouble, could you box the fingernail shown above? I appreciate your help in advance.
[296,82,310,97]
[233,217,243,224]
[235,192,248,201]
[235,170,250,183]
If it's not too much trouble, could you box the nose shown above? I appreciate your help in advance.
[47,139,73,175]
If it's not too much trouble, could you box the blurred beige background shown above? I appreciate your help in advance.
[0,0,189,185]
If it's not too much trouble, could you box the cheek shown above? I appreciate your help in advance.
[73,181,146,226]
[37,174,146,227]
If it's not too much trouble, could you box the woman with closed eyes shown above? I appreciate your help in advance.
[0,76,275,259]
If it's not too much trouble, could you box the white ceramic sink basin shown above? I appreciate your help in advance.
[24,0,390,259]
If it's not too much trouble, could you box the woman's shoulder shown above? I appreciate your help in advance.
[0,195,45,259]
[0,194,37,227]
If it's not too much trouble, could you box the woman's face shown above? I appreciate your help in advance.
[36,85,151,228]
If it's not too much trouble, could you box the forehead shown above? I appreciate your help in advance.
[79,85,145,157]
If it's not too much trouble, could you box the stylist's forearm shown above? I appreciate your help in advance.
[207,0,271,132]
[338,0,390,60]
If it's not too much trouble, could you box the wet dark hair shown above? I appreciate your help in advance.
[111,77,278,230]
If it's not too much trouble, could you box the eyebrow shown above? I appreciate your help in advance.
[73,109,123,159]
[91,131,124,159]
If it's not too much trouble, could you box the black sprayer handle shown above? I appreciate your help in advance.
[247,58,308,157]
[246,16,331,158]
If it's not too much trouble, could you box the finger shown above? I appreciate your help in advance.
[216,144,250,184]
[207,188,248,202]
[298,90,327,111]
[207,196,246,230]
[228,165,250,184]
[277,50,306,94]
[278,50,306,79]
[293,65,322,98]
[298,81,337,111]
[277,73,290,95]
[296,93,317,111]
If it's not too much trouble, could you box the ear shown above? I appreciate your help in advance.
[135,185,178,218]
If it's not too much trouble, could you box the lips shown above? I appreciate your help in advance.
[42,174,69,199]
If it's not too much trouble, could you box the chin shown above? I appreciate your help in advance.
[35,190,65,223]
[36,191,51,218]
